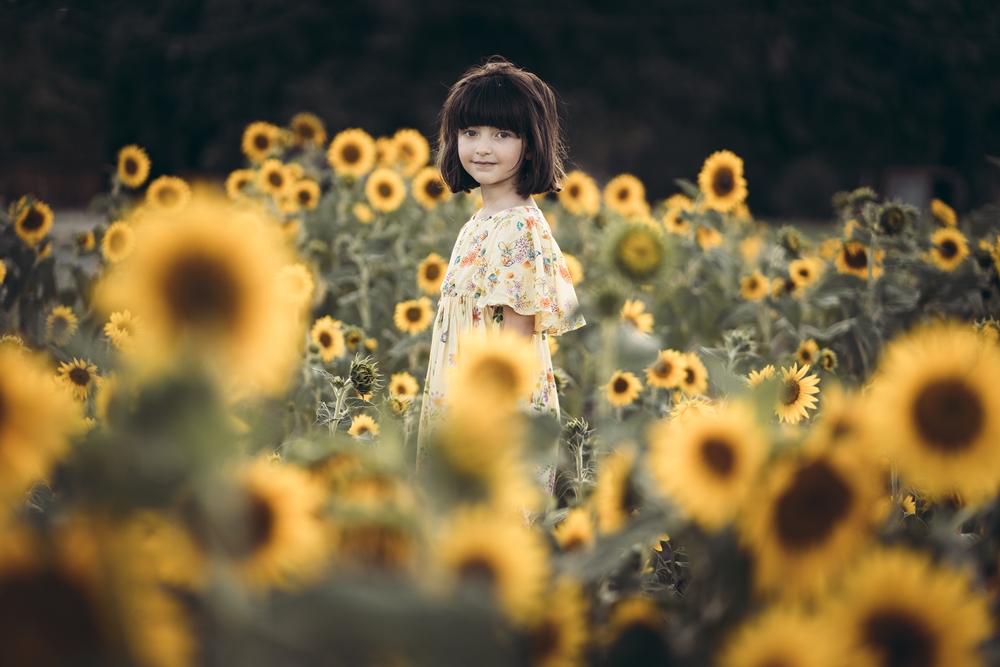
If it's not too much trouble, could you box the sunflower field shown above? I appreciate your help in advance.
[3,112,1000,667]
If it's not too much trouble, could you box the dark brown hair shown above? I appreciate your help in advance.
[437,58,566,197]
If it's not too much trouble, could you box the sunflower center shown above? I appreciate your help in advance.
[297,124,314,140]
[797,267,810,279]
[561,534,587,552]
[68,367,91,387]
[773,459,853,552]
[528,620,562,662]
[457,557,497,587]
[800,350,814,364]
[425,180,444,198]
[109,231,126,253]
[378,182,393,198]
[780,379,800,405]
[51,316,70,340]
[342,144,361,164]
[298,189,311,204]
[652,360,672,379]
[405,306,422,323]
[618,232,661,277]
[700,438,735,477]
[162,252,242,331]
[712,167,735,197]
[617,188,629,201]
[424,264,441,281]
[21,207,45,231]
[346,332,361,346]
[268,171,283,188]
[476,358,518,396]
[568,185,580,198]
[0,569,106,666]
[123,157,138,175]
[245,492,275,554]
[236,177,250,191]
[607,625,669,667]
[613,377,630,394]
[684,368,696,385]
[746,277,759,291]
[158,187,178,207]
[912,378,983,452]
[862,609,936,667]
[253,133,270,150]
[844,243,868,269]
[939,240,958,259]
[885,210,904,232]
[319,331,332,347]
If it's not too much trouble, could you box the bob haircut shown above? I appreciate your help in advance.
[437,58,566,198]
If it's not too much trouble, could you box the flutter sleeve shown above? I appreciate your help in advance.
[475,209,585,336]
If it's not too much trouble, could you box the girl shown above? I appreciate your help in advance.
[416,58,585,478]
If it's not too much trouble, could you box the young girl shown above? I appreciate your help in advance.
[416,58,585,476]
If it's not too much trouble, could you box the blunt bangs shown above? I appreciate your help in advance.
[444,75,532,139]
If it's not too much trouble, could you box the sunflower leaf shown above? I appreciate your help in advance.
[674,178,701,199]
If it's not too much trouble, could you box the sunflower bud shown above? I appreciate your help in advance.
[349,356,380,396]
[723,329,757,359]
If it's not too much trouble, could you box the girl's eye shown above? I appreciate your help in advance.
[498,131,510,139]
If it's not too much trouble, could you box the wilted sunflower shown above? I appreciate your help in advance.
[274,263,315,310]
[876,201,916,236]
[865,323,1000,499]
[796,339,819,367]
[348,414,379,438]
[716,606,837,667]
[696,225,723,250]
[102,221,137,264]
[928,227,969,271]
[741,270,770,301]
[698,150,748,213]
[310,316,344,362]
[416,253,448,294]
[45,304,79,345]
[524,578,589,667]
[448,330,538,414]
[835,240,883,280]
[607,222,668,283]
[57,358,101,400]
[930,197,957,227]
[388,372,420,399]
[365,168,407,212]
[662,193,694,235]
[411,166,451,208]
[595,447,641,533]
[562,253,583,285]
[256,159,291,197]
[604,370,643,407]
[603,174,649,217]
[104,310,143,350]
[645,349,687,389]
[224,169,255,199]
[828,547,992,667]
[241,121,280,162]
[328,128,377,178]
[13,198,54,246]
[145,176,191,212]
[788,257,822,288]
[678,352,709,396]
[290,178,321,210]
[558,170,601,216]
[393,297,433,334]
[602,598,670,665]
[289,112,326,147]
[620,299,653,333]
[392,128,430,177]
[775,363,820,424]
[552,507,595,553]
[648,403,767,531]
[117,144,151,188]
[738,447,879,597]
[437,504,549,624]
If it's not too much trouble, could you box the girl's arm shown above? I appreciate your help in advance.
[501,305,535,338]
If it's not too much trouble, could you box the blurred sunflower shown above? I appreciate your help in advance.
[603,174,649,217]
[225,169,256,199]
[331,518,416,572]
[645,349,687,389]
[717,606,836,667]
[448,330,538,414]
[416,253,448,294]
[344,326,364,351]
[437,504,549,624]
[393,297,433,334]
[274,263,315,310]
[562,253,583,285]
[0,262,5,285]
[819,348,838,372]
[678,352,709,396]
[788,257,822,288]
[741,270,770,301]
[104,310,143,350]
[13,199,53,246]
[117,145,151,188]
[37,239,52,260]
[257,159,291,197]
[696,225,723,250]
[828,547,991,667]
[558,170,601,216]
[525,578,588,667]
[595,447,641,533]
[648,403,767,531]
[662,193,694,235]
[928,227,969,271]
[45,305,78,346]
[57,358,101,400]
[930,198,957,227]
[876,201,916,236]
[328,128,377,178]
[374,135,397,166]
[602,598,670,665]
[865,323,1000,499]
[698,150,748,213]
[741,235,764,263]
[348,414,379,438]
[604,370,643,407]
[775,363,820,424]
[607,222,668,284]
[392,128,430,177]
[388,372,420,399]
[620,299,653,333]
[365,168,407,212]
[76,230,96,252]
[290,178,321,210]
[145,176,191,212]
[835,241,883,280]
[242,121,280,162]
[310,316,344,362]
[738,447,879,597]
[796,339,819,367]
[411,166,451,208]
[353,202,374,223]
[551,507,595,553]
[102,221,137,264]
[289,112,326,147]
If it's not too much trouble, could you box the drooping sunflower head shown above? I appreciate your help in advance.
[775,363,820,425]
[558,170,601,216]
[327,128,377,178]
[101,221,137,264]
[241,121,280,162]
[416,253,448,294]
[741,270,770,301]
[309,316,344,363]
[716,605,837,667]
[448,330,538,414]
[645,348,687,389]
[388,372,420,400]
[929,197,957,227]
[603,174,649,217]
[289,112,327,147]
[928,227,969,272]
[604,370,643,407]
[393,296,434,335]
[45,304,79,346]
[595,446,642,533]
[411,166,451,209]
[606,222,670,284]
[392,128,430,177]
[365,168,407,213]
[57,358,101,401]
[875,201,917,236]
[678,352,709,396]
[13,198,54,246]
[698,150,748,213]
[145,176,192,212]
[116,144,151,188]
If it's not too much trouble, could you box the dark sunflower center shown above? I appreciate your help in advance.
[458,558,497,587]
[399,144,414,158]
[342,144,361,164]
[528,620,561,662]
[773,459,853,552]
[607,625,669,667]
[424,264,441,281]
[684,368,696,385]
[780,379,800,405]
[158,187,178,207]
[885,210,904,232]
[298,189,312,204]
[712,167,735,196]
[246,492,275,553]
[477,358,517,394]
[939,240,958,259]
[568,185,580,198]
[746,277,759,291]
[124,157,138,175]
[700,438,735,477]
[800,349,814,363]
[253,133,270,150]
[109,231,126,253]
[68,367,90,387]
[844,243,868,269]
[378,182,393,198]
[405,306,422,323]
[561,534,587,552]
[425,180,444,198]
[268,171,283,187]
[51,317,70,339]
[162,252,242,331]
[912,378,983,452]
[237,177,250,191]
[297,124,314,140]
[318,331,332,347]
[620,478,641,516]
[613,377,630,394]
[347,332,361,346]
[617,187,629,201]
[21,207,45,231]
[652,360,672,379]
[0,569,106,666]
[862,609,936,667]
[797,267,810,279]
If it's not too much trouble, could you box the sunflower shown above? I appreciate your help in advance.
[310,316,344,362]
[741,270,770,301]
[391,297,431,335]
[104,309,143,350]
[819,348,838,372]
[818,238,842,260]
[289,112,326,147]
[388,372,420,399]
[773,363,820,424]
[678,352,709,396]
[741,235,764,262]
[37,240,52,260]
[604,370,643,407]
[13,199,54,246]
[662,193,694,235]
[930,198,957,227]
[353,202,374,223]
[344,327,364,352]
[411,166,451,208]
[716,606,837,667]
[738,447,879,597]
[374,135,397,166]
[562,253,583,285]
[348,414,379,438]
[327,128,377,178]
[45,304,78,345]
[102,220,137,264]
[608,222,668,283]
[648,403,767,531]
[698,150,748,213]
[620,299,653,333]
[828,547,992,667]
[672,392,717,422]
[437,504,549,624]
[240,121,279,162]
[645,349,687,389]
[835,241,883,280]
[256,159,291,197]
[551,507,595,553]
[76,230,96,252]
[696,225,724,250]
[414,253,448,295]
[788,257,822,288]
[95,195,301,394]
[595,447,641,533]
[57,358,101,401]
[928,227,969,271]
[117,144,151,188]
[603,174,649,217]
[0,262,5,285]
[525,578,589,667]
[145,176,191,212]
[448,330,538,414]
[392,128,430,177]
[281,179,318,212]
[365,168,407,212]
[865,323,1000,499]
[796,339,819,367]
[602,597,670,665]
[558,170,601,216]
[274,263,315,309]
[330,517,417,572]
[221,170,252,200]
[876,202,916,236]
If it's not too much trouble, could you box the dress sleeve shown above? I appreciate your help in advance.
[475,209,585,336]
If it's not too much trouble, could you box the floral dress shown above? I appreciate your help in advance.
[416,205,585,471]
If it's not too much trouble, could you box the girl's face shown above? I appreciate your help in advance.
[457,126,527,192]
